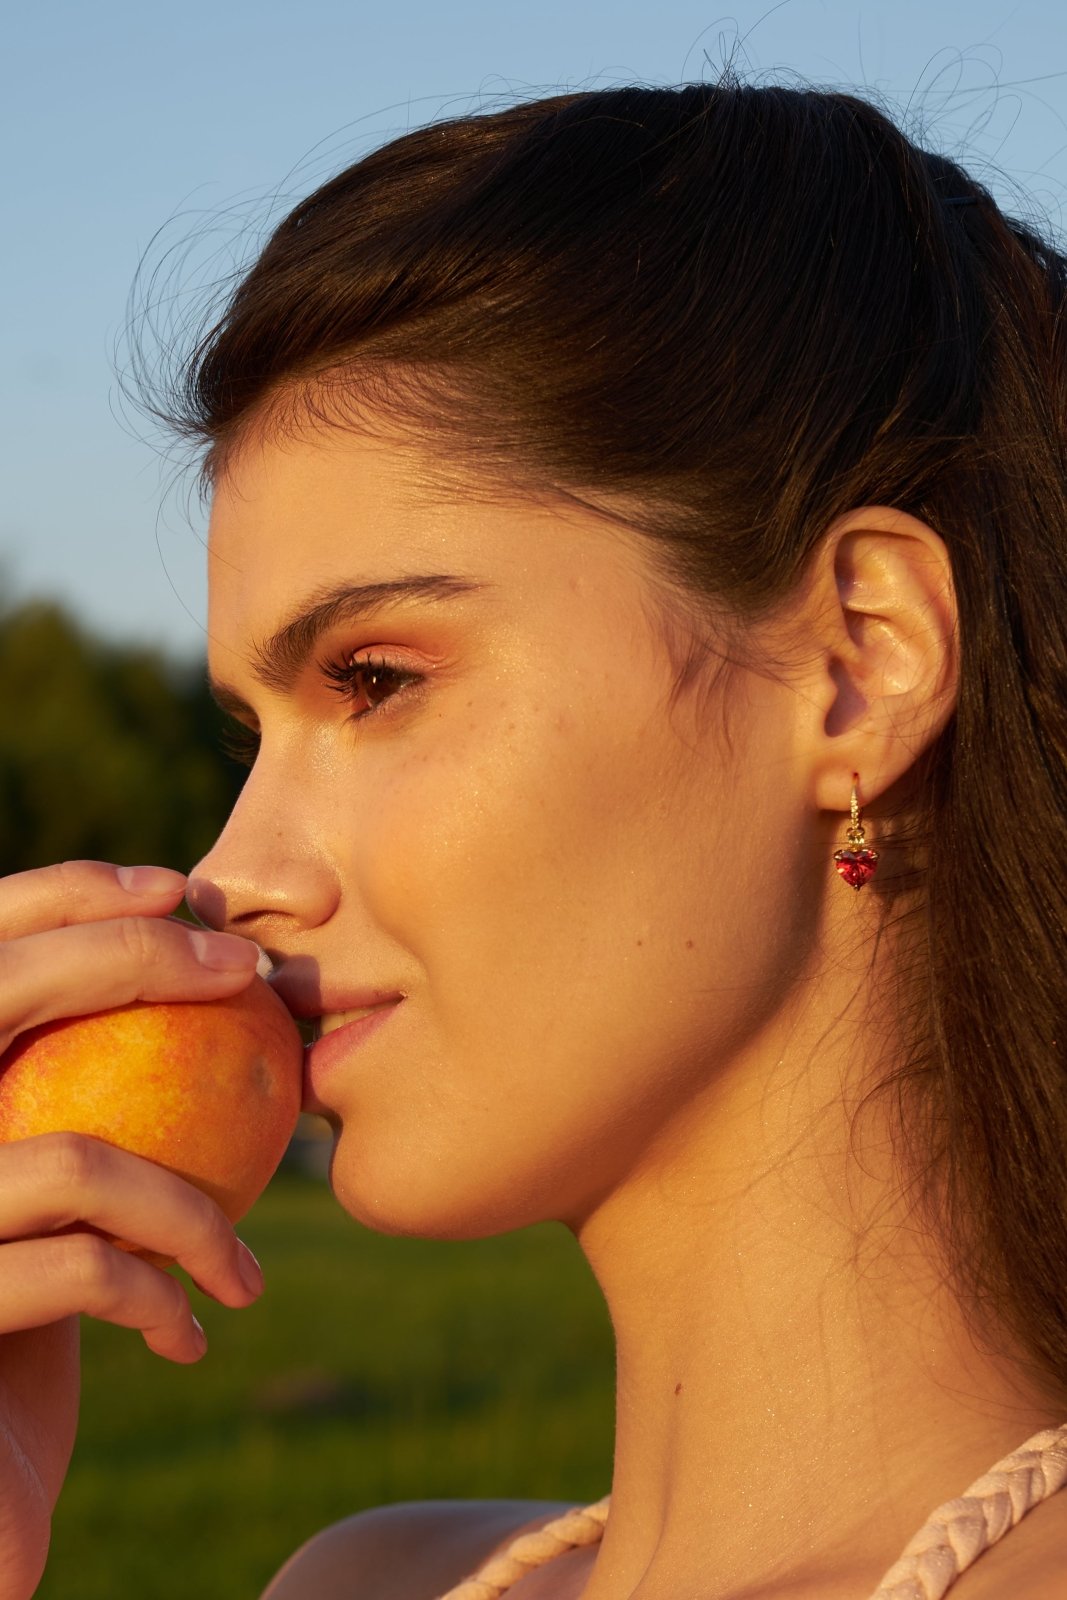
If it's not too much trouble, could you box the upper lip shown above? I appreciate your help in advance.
[269,983,405,1022]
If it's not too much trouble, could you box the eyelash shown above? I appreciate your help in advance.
[321,650,425,717]
[219,652,425,770]
[219,721,261,769]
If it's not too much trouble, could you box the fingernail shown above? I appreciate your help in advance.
[237,1241,264,1297]
[118,865,188,897]
[188,930,260,972]
[191,1317,208,1356]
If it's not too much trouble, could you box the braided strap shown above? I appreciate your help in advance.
[437,1497,611,1600]
[867,1422,1067,1600]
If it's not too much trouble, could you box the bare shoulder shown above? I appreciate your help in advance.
[259,1497,578,1600]
[955,1488,1067,1598]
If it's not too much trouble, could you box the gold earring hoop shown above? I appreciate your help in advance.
[832,772,879,890]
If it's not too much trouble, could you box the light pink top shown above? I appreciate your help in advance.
[436,1422,1067,1599]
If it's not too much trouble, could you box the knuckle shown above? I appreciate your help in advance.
[0,859,111,945]
[55,1231,118,1294]
[48,860,89,927]
[52,1234,187,1327]
[181,1183,232,1258]
[114,914,163,971]
[38,1130,100,1193]
[40,860,109,930]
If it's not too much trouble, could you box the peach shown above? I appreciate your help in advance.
[0,979,304,1248]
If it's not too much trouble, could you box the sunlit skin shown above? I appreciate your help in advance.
[189,418,1065,1599]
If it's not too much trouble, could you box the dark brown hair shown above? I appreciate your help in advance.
[152,82,1067,1401]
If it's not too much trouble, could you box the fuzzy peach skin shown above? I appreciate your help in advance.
[0,978,303,1250]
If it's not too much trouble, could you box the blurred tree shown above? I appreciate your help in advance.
[0,598,245,875]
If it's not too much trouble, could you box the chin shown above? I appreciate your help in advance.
[325,1132,560,1243]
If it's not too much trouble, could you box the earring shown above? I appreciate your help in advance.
[833,772,879,890]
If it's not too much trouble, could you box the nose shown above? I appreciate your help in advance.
[187,762,340,939]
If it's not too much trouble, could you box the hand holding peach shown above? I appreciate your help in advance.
[0,978,304,1238]
[0,859,283,1600]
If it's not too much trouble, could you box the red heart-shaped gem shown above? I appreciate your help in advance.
[833,848,879,889]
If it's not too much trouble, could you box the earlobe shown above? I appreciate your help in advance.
[803,507,959,811]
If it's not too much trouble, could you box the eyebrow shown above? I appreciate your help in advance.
[208,573,489,717]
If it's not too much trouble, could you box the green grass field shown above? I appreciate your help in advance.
[38,1170,616,1599]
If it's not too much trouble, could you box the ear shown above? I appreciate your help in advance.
[786,507,959,812]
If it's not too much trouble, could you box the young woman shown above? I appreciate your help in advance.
[1,81,1065,1600]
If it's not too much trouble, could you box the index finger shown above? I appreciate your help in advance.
[0,861,188,941]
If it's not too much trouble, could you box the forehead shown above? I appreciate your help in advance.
[206,423,664,638]
[210,425,481,572]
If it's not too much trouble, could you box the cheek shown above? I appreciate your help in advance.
[355,697,659,1002]
[325,694,811,1236]
[356,694,786,998]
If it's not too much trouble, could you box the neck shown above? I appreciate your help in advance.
[572,934,1057,1600]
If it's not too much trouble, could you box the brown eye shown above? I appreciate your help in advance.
[321,653,424,721]
[349,661,404,714]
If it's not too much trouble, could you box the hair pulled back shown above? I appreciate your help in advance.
[157,82,1067,1402]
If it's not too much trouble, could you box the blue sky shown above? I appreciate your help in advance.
[5,0,1066,656]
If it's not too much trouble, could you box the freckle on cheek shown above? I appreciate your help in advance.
[686,939,695,949]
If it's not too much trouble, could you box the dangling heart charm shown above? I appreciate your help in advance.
[833,848,879,890]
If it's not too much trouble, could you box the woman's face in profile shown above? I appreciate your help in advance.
[191,418,810,1239]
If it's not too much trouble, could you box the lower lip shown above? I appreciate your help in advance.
[302,1001,402,1110]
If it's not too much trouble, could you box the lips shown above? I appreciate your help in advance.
[318,1001,401,1039]
[301,997,403,1111]
[269,980,406,1028]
